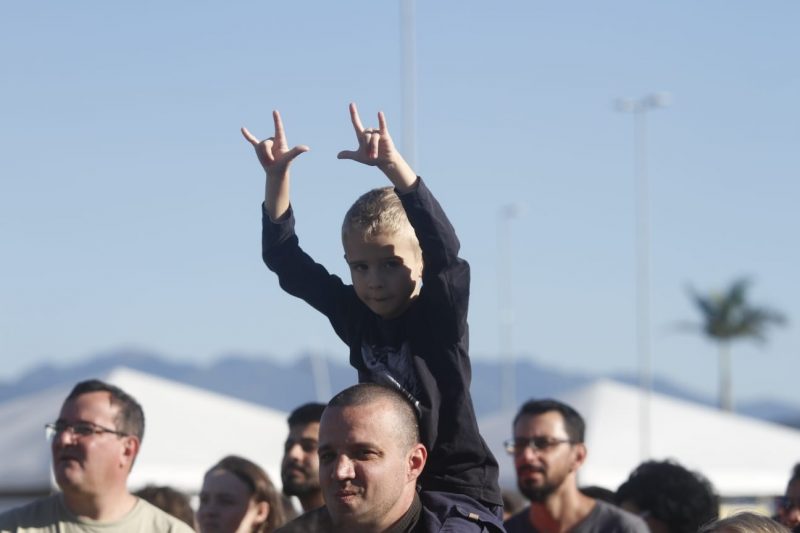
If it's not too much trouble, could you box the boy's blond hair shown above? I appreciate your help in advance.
[341,186,420,252]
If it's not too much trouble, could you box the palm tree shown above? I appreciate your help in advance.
[686,278,785,412]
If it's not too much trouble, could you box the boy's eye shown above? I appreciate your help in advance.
[384,260,401,268]
[350,264,367,272]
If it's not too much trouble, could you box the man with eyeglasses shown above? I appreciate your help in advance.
[503,399,646,533]
[0,379,193,532]
[281,402,326,514]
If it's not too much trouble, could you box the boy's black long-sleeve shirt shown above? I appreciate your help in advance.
[262,178,502,506]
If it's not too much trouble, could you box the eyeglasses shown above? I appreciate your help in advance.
[45,421,128,441]
[503,437,573,455]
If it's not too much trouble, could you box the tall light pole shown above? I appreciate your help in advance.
[400,0,417,168]
[498,204,521,412]
[616,92,670,461]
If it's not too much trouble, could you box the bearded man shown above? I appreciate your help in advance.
[281,403,326,513]
[503,399,647,533]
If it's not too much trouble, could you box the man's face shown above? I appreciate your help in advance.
[281,422,321,498]
[779,479,800,529]
[318,402,423,530]
[513,411,583,503]
[344,231,423,319]
[51,391,134,495]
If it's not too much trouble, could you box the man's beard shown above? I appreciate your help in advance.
[282,468,320,498]
[518,479,558,503]
[517,465,565,503]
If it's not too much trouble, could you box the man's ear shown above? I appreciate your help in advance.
[571,443,587,472]
[407,444,427,482]
[121,436,140,470]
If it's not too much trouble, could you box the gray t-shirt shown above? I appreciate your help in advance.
[504,501,648,533]
[0,493,194,533]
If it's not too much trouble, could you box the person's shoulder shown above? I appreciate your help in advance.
[130,498,194,532]
[503,506,534,533]
[590,500,648,533]
[274,507,333,533]
[0,493,65,530]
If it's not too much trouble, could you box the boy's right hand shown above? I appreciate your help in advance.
[241,110,309,180]
[242,110,308,220]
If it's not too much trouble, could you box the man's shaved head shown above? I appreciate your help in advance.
[327,383,420,451]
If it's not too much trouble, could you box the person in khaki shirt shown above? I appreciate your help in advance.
[0,379,193,533]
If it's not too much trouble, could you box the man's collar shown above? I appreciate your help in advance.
[383,492,422,533]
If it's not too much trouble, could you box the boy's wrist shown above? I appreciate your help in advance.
[266,169,288,182]
[379,158,417,192]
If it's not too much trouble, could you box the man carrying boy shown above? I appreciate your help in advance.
[242,104,503,531]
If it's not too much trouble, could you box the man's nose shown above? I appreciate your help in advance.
[286,443,303,461]
[53,427,77,447]
[516,444,542,464]
[333,455,355,480]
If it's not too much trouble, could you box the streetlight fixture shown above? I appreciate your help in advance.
[616,92,670,461]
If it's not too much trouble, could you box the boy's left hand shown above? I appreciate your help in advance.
[337,102,399,166]
[337,103,417,191]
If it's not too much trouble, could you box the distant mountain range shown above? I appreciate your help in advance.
[2,348,798,427]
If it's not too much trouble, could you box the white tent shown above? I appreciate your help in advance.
[0,367,288,496]
[480,378,800,498]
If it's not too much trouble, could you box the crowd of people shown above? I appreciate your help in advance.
[0,378,797,533]
[1,105,796,533]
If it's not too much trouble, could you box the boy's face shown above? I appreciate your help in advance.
[344,230,423,319]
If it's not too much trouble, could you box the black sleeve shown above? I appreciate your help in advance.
[398,179,469,343]
[261,203,359,344]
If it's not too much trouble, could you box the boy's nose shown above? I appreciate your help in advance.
[366,271,384,288]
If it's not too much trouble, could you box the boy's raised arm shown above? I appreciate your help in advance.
[241,110,309,221]
[337,102,417,193]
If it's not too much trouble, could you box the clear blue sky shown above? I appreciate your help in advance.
[1,1,797,409]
